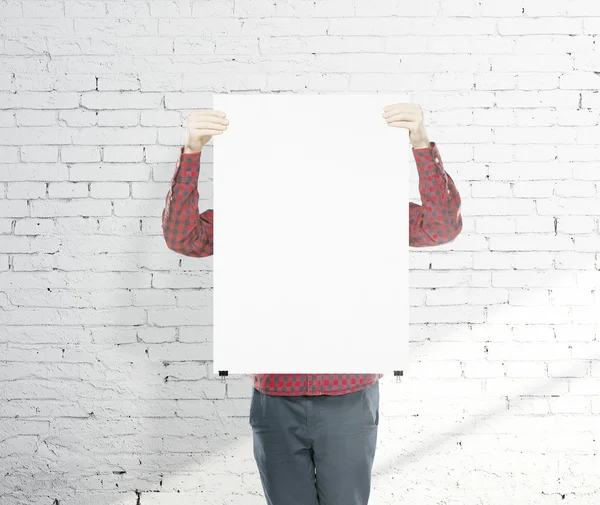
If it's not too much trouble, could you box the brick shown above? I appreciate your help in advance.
[463,361,504,378]
[508,288,550,306]
[556,217,595,234]
[90,182,130,199]
[471,182,512,198]
[505,361,547,378]
[97,110,139,127]
[489,235,573,251]
[549,396,590,414]
[48,182,88,199]
[426,287,508,306]
[498,18,583,36]
[555,252,596,270]
[514,216,556,234]
[474,216,515,233]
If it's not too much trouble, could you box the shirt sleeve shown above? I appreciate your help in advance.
[162,146,214,257]
[409,141,462,247]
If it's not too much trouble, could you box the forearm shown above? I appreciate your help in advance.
[409,125,430,150]
[162,147,214,257]
[409,141,463,247]
[183,144,202,155]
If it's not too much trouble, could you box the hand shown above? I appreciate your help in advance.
[184,110,229,153]
[382,103,430,149]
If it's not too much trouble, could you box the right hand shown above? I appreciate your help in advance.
[184,110,229,153]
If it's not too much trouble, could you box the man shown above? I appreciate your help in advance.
[162,103,462,505]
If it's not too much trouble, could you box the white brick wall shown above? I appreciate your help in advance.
[1,0,599,504]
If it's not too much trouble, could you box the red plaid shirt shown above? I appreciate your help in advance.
[162,142,462,396]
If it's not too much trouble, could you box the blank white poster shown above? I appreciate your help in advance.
[212,93,409,374]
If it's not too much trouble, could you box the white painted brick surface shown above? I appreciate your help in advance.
[1,1,599,504]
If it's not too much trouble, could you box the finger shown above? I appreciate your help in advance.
[388,121,413,128]
[195,129,225,136]
[190,117,229,126]
[189,112,227,123]
[383,103,420,112]
[382,107,419,118]
[383,111,414,121]
[382,109,412,119]
[192,121,228,129]
[384,103,420,110]
[193,110,227,118]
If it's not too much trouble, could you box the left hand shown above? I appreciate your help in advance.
[382,103,430,148]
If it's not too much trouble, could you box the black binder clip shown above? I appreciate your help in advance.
[394,370,403,383]
[219,370,228,383]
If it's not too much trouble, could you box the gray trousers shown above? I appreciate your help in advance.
[249,381,380,505]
